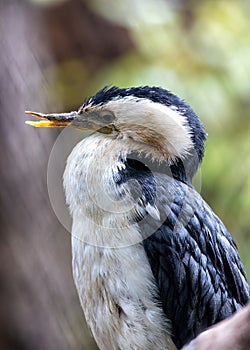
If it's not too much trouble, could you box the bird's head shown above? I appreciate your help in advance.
[26,86,206,182]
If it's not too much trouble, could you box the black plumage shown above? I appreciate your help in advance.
[115,157,250,349]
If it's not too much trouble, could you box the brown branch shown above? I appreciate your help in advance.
[182,304,250,350]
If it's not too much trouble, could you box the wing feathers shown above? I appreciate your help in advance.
[142,175,250,348]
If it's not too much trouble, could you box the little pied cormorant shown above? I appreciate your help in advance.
[26,86,250,350]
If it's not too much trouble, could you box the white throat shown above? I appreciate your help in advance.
[63,134,176,350]
[63,134,142,247]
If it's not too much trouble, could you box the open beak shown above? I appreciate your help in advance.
[25,109,114,134]
[25,110,77,128]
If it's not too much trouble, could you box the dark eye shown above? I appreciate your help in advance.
[99,111,115,124]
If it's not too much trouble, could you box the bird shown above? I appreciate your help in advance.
[25,86,250,350]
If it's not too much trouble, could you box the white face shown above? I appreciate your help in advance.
[26,94,195,163]
[92,96,194,162]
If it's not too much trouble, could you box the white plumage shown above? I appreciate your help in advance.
[64,134,176,349]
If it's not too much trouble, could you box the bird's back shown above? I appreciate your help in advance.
[140,170,250,348]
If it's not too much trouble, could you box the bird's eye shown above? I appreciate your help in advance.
[99,111,115,124]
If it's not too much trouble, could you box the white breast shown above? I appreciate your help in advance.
[64,135,176,350]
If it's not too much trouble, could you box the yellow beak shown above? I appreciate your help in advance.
[25,109,114,134]
[25,110,76,128]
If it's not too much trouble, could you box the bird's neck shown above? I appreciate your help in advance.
[63,134,195,246]
[63,135,142,247]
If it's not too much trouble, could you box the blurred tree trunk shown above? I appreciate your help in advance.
[0,0,132,349]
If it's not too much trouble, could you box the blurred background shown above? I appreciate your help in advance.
[1,0,250,349]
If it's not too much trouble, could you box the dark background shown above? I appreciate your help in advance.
[1,0,250,348]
